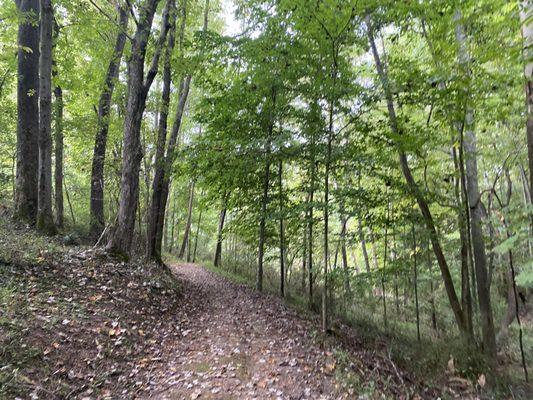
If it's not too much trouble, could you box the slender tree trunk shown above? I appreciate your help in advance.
[193,203,202,262]
[147,0,177,261]
[340,216,351,297]
[52,21,63,228]
[15,0,39,223]
[454,11,497,363]
[89,4,128,240]
[427,239,437,332]
[357,213,371,274]
[322,56,337,332]
[412,220,421,342]
[107,0,169,256]
[214,196,227,267]
[521,1,533,204]
[302,213,307,294]
[169,188,177,253]
[36,0,56,234]
[381,200,389,329]
[279,159,286,297]
[257,143,271,292]
[452,146,474,336]
[154,0,208,257]
[367,15,467,335]
[179,180,194,258]
[53,85,63,227]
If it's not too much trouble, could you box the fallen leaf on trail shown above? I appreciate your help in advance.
[478,373,486,388]
[447,357,455,374]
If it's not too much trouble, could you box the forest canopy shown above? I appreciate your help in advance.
[1,0,533,391]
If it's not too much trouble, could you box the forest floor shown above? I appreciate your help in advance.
[0,218,516,399]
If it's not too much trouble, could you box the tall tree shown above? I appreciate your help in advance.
[52,20,63,228]
[521,0,533,202]
[107,0,170,256]
[36,0,56,234]
[89,3,129,240]
[366,15,468,335]
[213,193,228,267]
[146,0,177,261]
[454,10,497,362]
[15,0,39,223]
[179,180,195,258]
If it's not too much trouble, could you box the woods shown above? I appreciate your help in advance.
[2,0,533,396]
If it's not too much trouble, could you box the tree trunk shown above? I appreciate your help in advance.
[302,216,307,294]
[192,203,203,262]
[367,15,467,335]
[521,1,533,205]
[89,4,128,240]
[279,159,286,297]
[357,213,371,274]
[147,0,177,262]
[412,220,421,342]
[454,10,497,363]
[340,217,351,297]
[179,180,194,259]
[452,146,473,335]
[214,196,227,267]
[36,0,56,234]
[257,144,271,292]
[53,84,64,228]
[107,0,169,256]
[15,0,39,223]
[154,0,208,258]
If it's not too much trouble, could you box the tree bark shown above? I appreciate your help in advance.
[15,0,40,223]
[89,4,128,240]
[454,10,497,363]
[366,15,467,335]
[214,193,228,267]
[107,0,169,256]
[36,0,56,234]
[147,0,177,262]
[153,0,208,259]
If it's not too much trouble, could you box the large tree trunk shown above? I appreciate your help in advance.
[366,15,467,335]
[107,0,170,256]
[179,180,195,258]
[89,4,129,241]
[147,0,177,262]
[15,0,39,223]
[454,10,497,363]
[36,0,56,234]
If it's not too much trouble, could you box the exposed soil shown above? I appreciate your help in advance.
[1,246,438,399]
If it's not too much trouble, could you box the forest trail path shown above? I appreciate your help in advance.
[147,263,348,400]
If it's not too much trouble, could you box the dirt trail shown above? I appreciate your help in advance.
[148,264,348,400]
